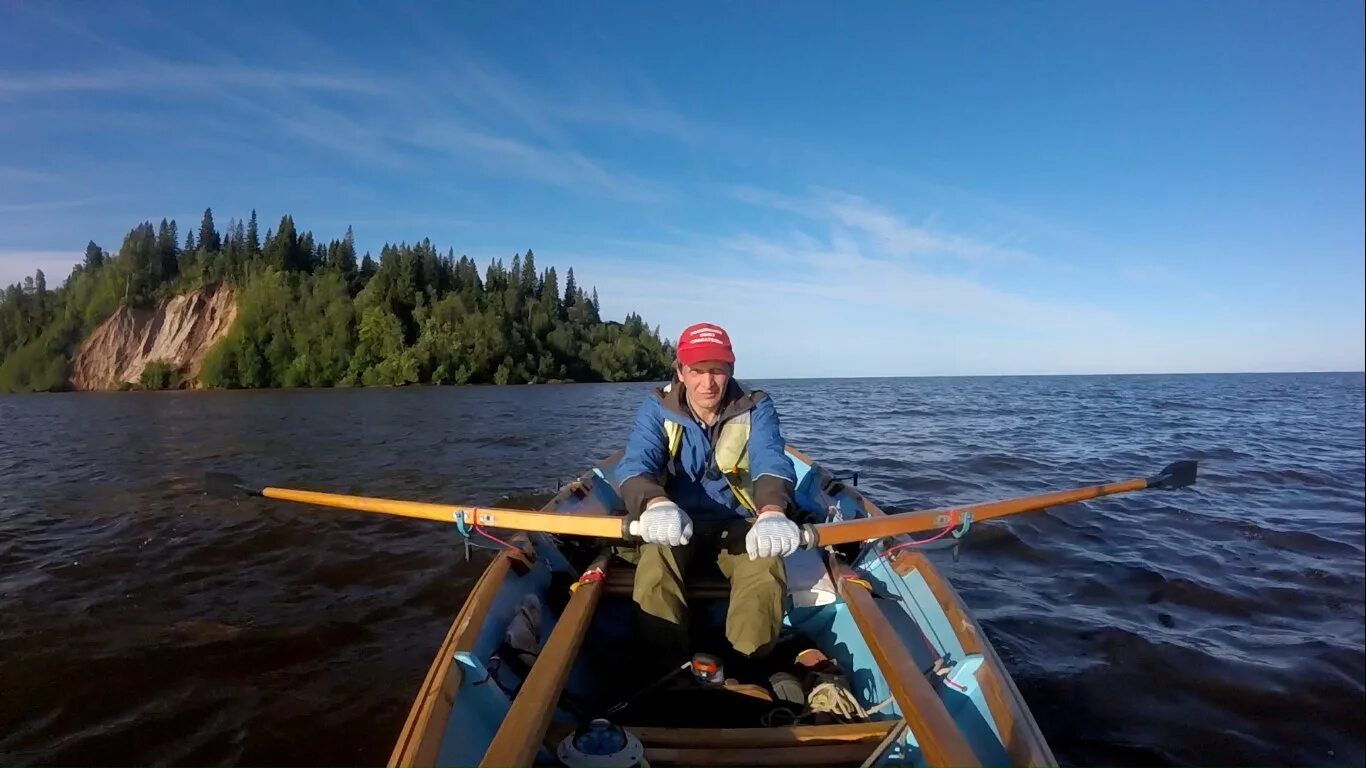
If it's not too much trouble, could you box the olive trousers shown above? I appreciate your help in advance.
[631,520,786,663]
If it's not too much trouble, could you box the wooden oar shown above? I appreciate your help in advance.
[480,553,611,767]
[801,460,1197,548]
[205,472,629,539]
[833,560,981,766]
[207,460,1195,550]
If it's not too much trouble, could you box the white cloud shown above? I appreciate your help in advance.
[400,124,664,203]
[822,191,1038,264]
[551,192,1126,377]
[0,41,687,202]
[732,186,1040,265]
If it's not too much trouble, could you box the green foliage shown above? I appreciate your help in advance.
[0,332,69,393]
[139,360,180,390]
[0,210,674,393]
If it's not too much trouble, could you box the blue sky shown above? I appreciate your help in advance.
[1,1,1361,376]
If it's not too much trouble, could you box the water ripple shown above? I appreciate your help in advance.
[0,372,1362,765]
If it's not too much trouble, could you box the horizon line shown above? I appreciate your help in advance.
[740,369,1366,381]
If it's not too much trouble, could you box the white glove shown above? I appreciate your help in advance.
[638,500,692,547]
[746,510,801,559]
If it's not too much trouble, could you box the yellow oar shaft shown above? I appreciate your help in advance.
[258,487,626,538]
[248,461,1188,548]
[809,476,1151,547]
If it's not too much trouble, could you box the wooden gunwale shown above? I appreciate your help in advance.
[889,550,1057,767]
[832,560,982,767]
[478,554,613,767]
[816,457,1055,767]
[388,550,517,767]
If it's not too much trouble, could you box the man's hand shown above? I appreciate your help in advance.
[638,499,693,547]
[746,509,801,559]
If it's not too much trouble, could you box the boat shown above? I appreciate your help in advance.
[385,447,1057,767]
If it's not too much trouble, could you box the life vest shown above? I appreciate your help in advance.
[661,409,758,514]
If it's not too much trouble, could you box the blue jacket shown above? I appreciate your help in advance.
[617,380,797,523]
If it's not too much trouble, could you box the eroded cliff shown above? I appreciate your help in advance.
[69,283,237,390]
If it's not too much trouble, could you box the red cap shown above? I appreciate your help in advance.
[676,322,735,366]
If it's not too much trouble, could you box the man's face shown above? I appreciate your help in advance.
[678,360,732,411]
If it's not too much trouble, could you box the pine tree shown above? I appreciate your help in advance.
[247,209,260,254]
[543,266,560,308]
[521,250,538,296]
[266,215,302,271]
[198,208,220,252]
[155,218,179,281]
[338,226,357,276]
[84,241,105,270]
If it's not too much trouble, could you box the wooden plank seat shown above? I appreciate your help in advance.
[546,721,898,767]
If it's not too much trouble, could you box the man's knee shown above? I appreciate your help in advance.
[633,543,688,623]
[726,556,787,655]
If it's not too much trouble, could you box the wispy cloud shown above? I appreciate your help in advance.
[822,191,1038,264]
[0,64,391,96]
[400,124,663,203]
[382,5,705,147]
[852,170,1126,261]
[0,196,118,213]
[547,185,1124,376]
[562,185,1104,331]
[732,186,1040,265]
[568,238,1122,376]
[0,165,59,185]
[0,8,693,204]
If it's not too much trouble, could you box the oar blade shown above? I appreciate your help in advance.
[205,471,259,498]
[1148,460,1198,490]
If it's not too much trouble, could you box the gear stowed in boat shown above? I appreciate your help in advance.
[382,449,1201,767]
[207,449,1195,766]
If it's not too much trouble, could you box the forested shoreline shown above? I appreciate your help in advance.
[0,209,674,392]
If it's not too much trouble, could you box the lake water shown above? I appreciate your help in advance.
[1,373,1362,765]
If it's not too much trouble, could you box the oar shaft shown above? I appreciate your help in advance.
[258,487,627,539]
[240,460,1189,548]
[807,476,1150,548]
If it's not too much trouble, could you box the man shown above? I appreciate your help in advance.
[616,322,802,666]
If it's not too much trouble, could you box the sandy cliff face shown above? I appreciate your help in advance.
[69,283,237,390]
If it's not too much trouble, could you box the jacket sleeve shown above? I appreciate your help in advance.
[747,394,798,518]
[616,397,670,519]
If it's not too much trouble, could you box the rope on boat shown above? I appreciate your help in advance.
[843,566,966,698]
[875,509,970,562]
[570,566,606,593]
[473,522,519,551]
[839,574,874,591]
